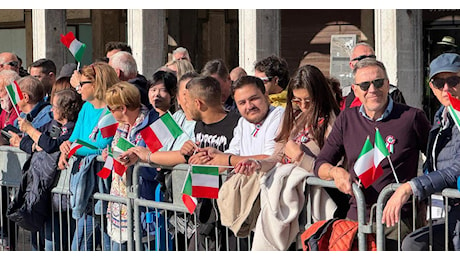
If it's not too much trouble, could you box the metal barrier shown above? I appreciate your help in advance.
[303,176,372,251]
[375,183,460,251]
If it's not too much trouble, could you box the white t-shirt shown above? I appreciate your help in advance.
[225,106,284,156]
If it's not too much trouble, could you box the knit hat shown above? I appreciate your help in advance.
[429,53,460,80]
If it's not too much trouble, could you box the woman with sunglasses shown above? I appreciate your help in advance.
[57,62,120,251]
[236,64,341,175]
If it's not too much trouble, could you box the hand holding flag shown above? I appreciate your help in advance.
[67,139,98,158]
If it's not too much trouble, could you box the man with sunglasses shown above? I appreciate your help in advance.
[314,58,431,250]
[342,42,406,110]
[381,53,460,251]
[254,55,290,108]
[0,52,20,74]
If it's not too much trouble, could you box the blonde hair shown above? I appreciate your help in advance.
[105,81,141,110]
[80,62,120,101]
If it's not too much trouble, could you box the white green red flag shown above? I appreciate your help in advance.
[140,112,183,153]
[114,137,135,153]
[60,31,86,62]
[97,147,114,179]
[353,136,375,188]
[191,165,219,199]
[181,169,197,214]
[448,92,460,132]
[373,128,390,185]
[67,139,98,158]
[98,110,118,138]
[6,81,23,106]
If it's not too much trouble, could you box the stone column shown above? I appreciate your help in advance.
[239,9,280,75]
[32,9,66,72]
[127,9,167,79]
[374,9,423,109]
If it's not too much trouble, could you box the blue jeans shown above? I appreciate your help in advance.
[31,212,74,251]
[71,214,111,251]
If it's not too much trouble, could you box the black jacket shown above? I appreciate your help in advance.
[6,150,61,232]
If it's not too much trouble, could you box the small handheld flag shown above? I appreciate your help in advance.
[68,139,98,158]
[191,165,219,199]
[354,136,375,188]
[97,147,114,179]
[140,112,183,153]
[5,81,22,117]
[60,31,86,63]
[447,92,460,132]
[181,168,197,214]
[98,110,118,138]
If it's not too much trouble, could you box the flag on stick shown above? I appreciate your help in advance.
[60,31,86,62]
[97,147,114,179]
[191,165,219,199]
[5,81,22,117]
[98,110,118,138]
[448,92,460,132]
[181,168,198,214]
[140,112,183,153]
[373,128,390,184]
[354,136,375,188]
[68,139,98,158]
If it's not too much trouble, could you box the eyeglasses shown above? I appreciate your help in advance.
[430,76,460,90]
[259,77,273,84]
[291,97,311,106]
[3,61,18,68]
[79,81,92,87]
[351,54,377,62]
[354,78,386,91]
[107,105,122,112]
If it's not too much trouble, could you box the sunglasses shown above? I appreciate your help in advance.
[354,78,386,91]
[259,76,273,84]
[430,76,460,90]
[351,54,377,62]
[291,97,311,106]
[3,61,19,68]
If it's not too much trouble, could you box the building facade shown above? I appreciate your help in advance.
[0,9,459,120]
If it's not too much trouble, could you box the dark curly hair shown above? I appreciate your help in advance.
[254,55,290,89]
[53,88,83,122]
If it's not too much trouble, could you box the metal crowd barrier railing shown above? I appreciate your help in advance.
[375,183,460,251]
[303,176,372,251]
[0,146,253,251]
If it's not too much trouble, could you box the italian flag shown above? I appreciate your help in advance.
[354,136,374,188]
[6,81,23,106]
[97,147,114,179]
[181,168,197,214]
[373,128,390,184]
[140,112,183,153]
[448,92,460,132]
[191,165,219,199]
[114,137,135,153]
[98,110,118,138]
[60,31,86,62]
[67,139,98,158]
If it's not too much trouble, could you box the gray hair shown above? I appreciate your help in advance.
[0,69,20,87]
[352,58,388,80]
[109,51,138,79]
[172,47,191,61]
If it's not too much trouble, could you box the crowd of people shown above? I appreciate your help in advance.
[0,40,459,252]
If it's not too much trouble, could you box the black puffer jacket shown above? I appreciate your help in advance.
[6,150,61,232]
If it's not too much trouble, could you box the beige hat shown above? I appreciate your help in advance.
[437,36,457,48]
[217,172,261,238]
